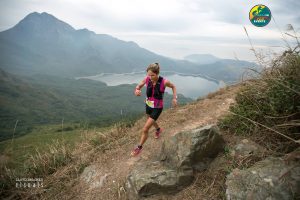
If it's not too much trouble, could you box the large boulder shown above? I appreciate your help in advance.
[159,124,225,171]
[126,125,225,198]
[226,156,300,200]
[126,161,193,199]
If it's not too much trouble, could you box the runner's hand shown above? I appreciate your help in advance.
[172,99,178,107]
[135,89,141,96]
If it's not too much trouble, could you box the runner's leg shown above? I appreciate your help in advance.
[147,114,159,131]
[139,117,155,146]
[153,121,159,129]
[148,113,159,128]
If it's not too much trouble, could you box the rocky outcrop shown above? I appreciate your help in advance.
[126,161,194,198]
[226,155,300,200]
[126,125,225,199]
[80,165,111,189]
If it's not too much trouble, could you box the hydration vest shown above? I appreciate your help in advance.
[145,76,165,108]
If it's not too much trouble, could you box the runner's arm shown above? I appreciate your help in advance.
[135,77,146,90]
[134,77,146,96]
[164,80,178,107]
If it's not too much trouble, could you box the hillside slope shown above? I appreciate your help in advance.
[36,83,242,199]
[0,69,192,141]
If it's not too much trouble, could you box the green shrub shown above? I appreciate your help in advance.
[220,50,300,152]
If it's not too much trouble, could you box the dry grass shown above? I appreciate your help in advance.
[0,121,136,199]
[1,80,276,200]
[0,81,262,200]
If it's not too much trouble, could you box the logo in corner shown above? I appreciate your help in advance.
[249,4,271,27]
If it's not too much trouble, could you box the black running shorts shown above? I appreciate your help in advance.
[146,105,163,121]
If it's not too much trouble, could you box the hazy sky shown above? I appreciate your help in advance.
[0,0,299,61]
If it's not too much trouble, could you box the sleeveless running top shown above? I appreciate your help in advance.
[145,76,166,108]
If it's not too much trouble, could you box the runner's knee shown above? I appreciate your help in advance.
[143,126,150,133]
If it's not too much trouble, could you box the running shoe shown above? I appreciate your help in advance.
[131,146,142,156]
[154,128,162,139]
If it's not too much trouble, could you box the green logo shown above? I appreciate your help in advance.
[249,5,271,27]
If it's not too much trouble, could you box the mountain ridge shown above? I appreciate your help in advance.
[0,12,257,82]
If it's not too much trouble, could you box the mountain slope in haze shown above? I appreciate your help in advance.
[0,12,257,82]
[0,69,192,141]
[184,54,260,82]
[0,12,188,77]
[197,58,259,83]
[184,54,220,65]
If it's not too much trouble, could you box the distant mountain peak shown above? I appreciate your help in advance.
[77,28,95,35]
[0,12,257,82]
[12,11,75,34]
[20,12,58,23]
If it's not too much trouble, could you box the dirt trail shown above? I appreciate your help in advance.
[71,84,241,199]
